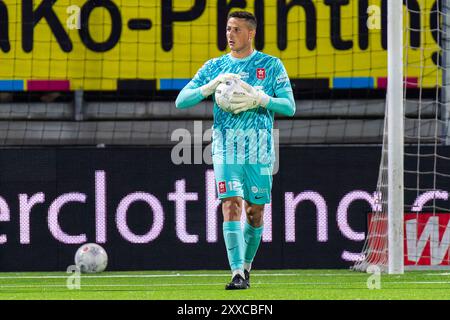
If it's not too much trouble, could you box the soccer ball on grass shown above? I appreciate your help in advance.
[74,243,108,273]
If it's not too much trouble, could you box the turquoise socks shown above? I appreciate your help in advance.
[243,222,264,268]
[223,221,264,272]
[223,221,244,272]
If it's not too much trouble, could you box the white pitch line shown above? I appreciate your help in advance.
[1,281,450,290]
[0,283,226,289]
[0,282,361,289]
[0,273,285,280]
[0,273,364,280]
[390,281,450,284]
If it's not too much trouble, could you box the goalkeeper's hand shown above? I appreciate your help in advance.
[200,73,240,97]
[229,81,271,115]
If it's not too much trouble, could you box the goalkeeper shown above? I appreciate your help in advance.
[175,11,296,290]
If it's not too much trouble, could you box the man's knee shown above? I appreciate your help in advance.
[222,197,242,221]
[245,203,264,227]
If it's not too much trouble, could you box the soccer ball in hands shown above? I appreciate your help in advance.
[74,243,108,273]
[214,78,246,113]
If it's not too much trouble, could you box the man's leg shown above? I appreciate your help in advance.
[243,201,264,286]
[242,162,272,286]
[213,160,247,289]
[222,196,244,274]
[222,197,247,289]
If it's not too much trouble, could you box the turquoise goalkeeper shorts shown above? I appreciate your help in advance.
[213,161,273,205]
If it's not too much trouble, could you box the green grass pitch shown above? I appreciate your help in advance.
[0,269,449,300]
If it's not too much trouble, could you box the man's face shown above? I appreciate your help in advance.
[226,17,255,53]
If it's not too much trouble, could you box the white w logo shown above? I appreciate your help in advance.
[406,217,450,265]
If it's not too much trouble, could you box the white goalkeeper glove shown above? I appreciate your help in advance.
[200,73,240,97]
[229,81,271,115]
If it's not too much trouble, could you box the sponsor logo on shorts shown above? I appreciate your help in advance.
[252,186,268,194]
[218,181,227,194]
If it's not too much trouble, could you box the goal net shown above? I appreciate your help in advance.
[353,0,450,273]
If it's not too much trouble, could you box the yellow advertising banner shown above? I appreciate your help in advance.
[0,0,442,91]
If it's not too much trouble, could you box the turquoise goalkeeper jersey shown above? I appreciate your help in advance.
[185,50,293,164]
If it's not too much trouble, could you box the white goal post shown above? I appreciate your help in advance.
[387,0,404,275]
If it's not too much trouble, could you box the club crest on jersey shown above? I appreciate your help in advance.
[256,68,266,80]
[218,181,227,194]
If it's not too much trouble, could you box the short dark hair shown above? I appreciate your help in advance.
[227,11,257,30]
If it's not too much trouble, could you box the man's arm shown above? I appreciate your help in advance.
[175,73,241,109]
[175,59,210,110]
[228,82,296,117]
[175,84,204,109]
[265,58,296,116]
[265,90,296,117]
